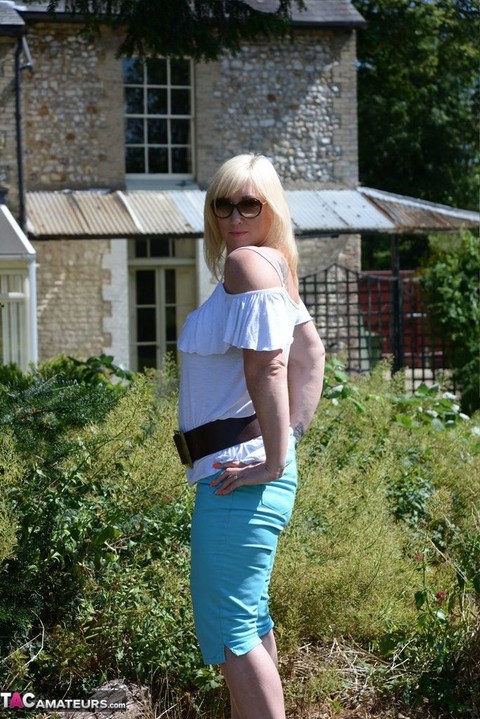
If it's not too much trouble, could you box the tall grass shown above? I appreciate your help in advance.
[0,357,479,716]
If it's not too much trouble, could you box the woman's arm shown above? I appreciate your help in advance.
[288,321,325,442]
[243,346,290,480]
[210,248,292,492]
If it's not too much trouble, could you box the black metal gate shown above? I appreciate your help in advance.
[299,263,452,392]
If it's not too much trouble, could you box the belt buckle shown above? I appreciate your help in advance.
[173,431,193,468]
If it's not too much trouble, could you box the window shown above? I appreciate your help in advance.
[0,272,28,368]
[123,58,194,178]
[129,238,196,371]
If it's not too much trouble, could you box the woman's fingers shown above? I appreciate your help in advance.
[210,462,267,493]
[209,468,240,488]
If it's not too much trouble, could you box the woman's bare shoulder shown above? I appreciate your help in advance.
[224,246,283,294]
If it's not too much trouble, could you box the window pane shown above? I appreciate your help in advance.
[137,345,157,372]
[125,87,144,114]
[165,269,176,303]
[126,118,144,144]
[124,55,192,178]
[5,275,23,293]
[165,306,177,342]
[171,146,190,173]
[150,239,171,257]
[171,89,190,115]
[122,58,143,84]
[148,118,168,144]
[170,59,190,86]
[136,270,156,304]
[149,147,168,173]
[147,58,167,85]
[137,308,156,342]
[171,119,190,144]
[126,146,145,173]
[147,88,167,114]
[135,239,148,258]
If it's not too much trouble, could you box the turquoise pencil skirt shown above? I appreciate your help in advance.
[190,436,297,665]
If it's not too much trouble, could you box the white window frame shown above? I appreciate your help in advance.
[128,239,196,371]
[0,267,31,370]
[123,57,195,182]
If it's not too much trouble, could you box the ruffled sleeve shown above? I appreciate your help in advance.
[178,285,297,356]
[223,289,295,350]
[296,299,314,325]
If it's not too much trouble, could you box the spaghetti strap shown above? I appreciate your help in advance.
[231,246,287,288]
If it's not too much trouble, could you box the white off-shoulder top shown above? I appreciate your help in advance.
[178,261,312,484]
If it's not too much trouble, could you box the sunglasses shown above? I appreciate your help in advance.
[211,197,266,219]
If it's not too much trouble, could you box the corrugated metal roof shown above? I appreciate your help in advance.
[25,188,480,240]
[359,187,480,232]
[169,190,206,233]
[26,190,200,239]
[27,191,134,237]
[124,192,196,236]
[288,190,348,232]
[289,189,394,233]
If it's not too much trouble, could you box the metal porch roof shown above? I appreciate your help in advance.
[25,187,479,240]
[359,187,480,233]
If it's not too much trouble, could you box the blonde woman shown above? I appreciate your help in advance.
[176,154,325,719]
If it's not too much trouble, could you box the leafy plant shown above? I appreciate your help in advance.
[1,355,479,717]
[421,231,480,415]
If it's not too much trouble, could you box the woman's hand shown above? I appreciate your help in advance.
[209,460,283,495]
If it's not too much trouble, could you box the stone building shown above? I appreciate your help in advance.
[1,1,477,374]
[0,0,369,370]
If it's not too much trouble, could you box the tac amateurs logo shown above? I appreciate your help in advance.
[0,690,127,712]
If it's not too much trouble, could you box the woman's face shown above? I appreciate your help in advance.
[214,180,272,254]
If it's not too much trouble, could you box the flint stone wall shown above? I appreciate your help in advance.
[196,29,359,190]
[0,37,19,210]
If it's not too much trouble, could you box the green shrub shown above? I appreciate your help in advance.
[421,230,480,415]
[272,360,480,715]
[1,356,479,717]
[0,361,207,712]
[0,356,133,671]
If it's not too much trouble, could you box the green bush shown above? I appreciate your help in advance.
[421,230,480,415]
[273,361,480,715]
[0,359,207,711]
[0,356,132,669]
[1,356,479,716]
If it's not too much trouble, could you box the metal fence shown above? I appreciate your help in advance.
[299,263,453,392]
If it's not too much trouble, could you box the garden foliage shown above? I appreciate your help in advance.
[421,230,480,416]
[0,356,479,716]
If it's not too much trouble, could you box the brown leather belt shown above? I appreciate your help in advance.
[173,414,261,467]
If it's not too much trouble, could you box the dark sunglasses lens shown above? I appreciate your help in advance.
[238,199,262,218]
[212,199,233,218]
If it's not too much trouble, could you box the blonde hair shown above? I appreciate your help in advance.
[204,154,298,282]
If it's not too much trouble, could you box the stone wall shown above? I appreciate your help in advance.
[23,24,125,191]
[196,29,359,189]
[3,22,361,201]
[0,37,19,213]
[33,238,112,361]
[297,233,361,278]
[5,22,360,200]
